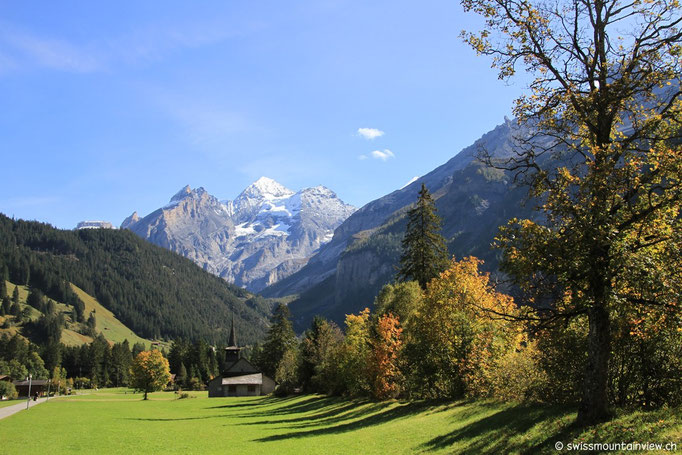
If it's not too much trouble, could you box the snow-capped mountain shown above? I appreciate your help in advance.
[123,177,355,292]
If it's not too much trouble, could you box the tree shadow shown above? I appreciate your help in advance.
[237,400,365,426]
[124,416,219,422]
[418,404,574,453]
[205,395,299,410]
[237,395,347,418]
[252,400,440,442]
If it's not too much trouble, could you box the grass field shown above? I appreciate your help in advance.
[0,389,679,454]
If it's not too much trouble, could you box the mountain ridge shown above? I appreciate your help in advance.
[123,178,356,292]
[261,119,538,330]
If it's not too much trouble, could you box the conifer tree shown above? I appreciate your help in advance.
[258,304,298,379]
[1,297,10,316]
[177,362,188,388]
[398,184,449,289]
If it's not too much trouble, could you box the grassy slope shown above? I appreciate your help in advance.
[1,281,154,348]
[0,390,679,454]
[69,284,153,348]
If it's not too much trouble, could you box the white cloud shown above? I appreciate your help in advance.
[0,27,103,72]
[0,18,257,74]
[357,127,384,140]
[370,149,395,161]
[358,154,368,160]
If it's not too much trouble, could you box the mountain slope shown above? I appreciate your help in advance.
[0,214,273,345]
[125,177,355,292]
[262,119,537,330]
[1,281,154,348]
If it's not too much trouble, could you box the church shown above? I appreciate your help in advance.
[207,320,276,397]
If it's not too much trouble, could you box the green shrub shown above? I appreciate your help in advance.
[0,381,18,400]
[489,341,548,402]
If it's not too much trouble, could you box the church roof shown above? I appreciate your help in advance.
[220,373,263,385]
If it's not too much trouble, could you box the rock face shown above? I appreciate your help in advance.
[123,178,355,292]
[120,212,140,230]
[262,119,540,330]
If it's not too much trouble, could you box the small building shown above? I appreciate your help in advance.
[12,379,49,397]
[208,320,275,397]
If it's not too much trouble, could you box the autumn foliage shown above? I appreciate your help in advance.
[129,350,171,400]
[369,313,403,400]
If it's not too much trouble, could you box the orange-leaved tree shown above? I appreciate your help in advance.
[130,350,171,400]
[369,313,404,400]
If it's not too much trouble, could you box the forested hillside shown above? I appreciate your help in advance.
[0,214,273,345]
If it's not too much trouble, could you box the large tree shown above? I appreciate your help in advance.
[129,350,171,400]
[462,0,682,424]
[397,183,449,289]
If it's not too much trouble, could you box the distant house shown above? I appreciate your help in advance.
[208,320,275,397]
[75,220,115,230]
[12,379,49,397]
[0,374,12,382]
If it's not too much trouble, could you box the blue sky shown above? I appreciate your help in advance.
[0,0,527,229]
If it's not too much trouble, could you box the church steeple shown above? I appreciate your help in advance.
[225,315,241,364]
[228,317,237,348]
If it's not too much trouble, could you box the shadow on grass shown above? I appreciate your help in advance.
[205,395,299,410]
[418,404,575,454]
[234,395,351,419]
[237,400,365,426]
[252,400,441,442]
[125,416,219,422]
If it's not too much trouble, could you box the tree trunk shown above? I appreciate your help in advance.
[144,389,148,400]
[577,301,611,425]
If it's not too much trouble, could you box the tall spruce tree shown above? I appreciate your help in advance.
[258,304,298,379]
[398,183,449,289]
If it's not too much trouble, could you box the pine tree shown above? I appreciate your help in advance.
[398,184,449,289]
[12,287,19,305]
[177,362,188,388]
[258,304,298,379]
[1,296,10,316]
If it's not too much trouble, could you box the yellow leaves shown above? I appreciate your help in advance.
[130,350,171,397]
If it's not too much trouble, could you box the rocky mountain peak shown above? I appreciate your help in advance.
[170,185,193,202]
[120,211,140,229]
[127,179,356,292]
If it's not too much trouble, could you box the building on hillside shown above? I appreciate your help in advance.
[75,221,115,230]
[12,379,49,397]
[207,320,275,397]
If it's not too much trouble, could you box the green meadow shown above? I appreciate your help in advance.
[0,389,680,454]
